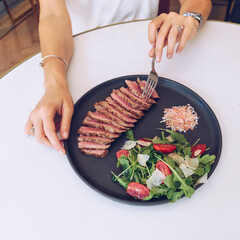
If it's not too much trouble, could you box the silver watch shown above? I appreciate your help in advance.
[183,12,203,32]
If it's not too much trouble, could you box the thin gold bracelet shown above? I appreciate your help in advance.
[40,55,68,68]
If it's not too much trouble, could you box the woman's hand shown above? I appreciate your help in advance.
[24,82,74,155]
[148,12,199,61]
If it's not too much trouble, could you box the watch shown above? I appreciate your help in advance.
[182,12,203,32]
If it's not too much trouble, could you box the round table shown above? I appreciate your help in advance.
[0,20,240,240]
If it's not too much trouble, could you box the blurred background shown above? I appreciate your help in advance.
[0,0,239,76]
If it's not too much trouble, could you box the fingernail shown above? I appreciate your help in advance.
[167,54,171,59]
[156,56,160,62]
[63,131,68,139]
[151,43,155,47]
[59,149,65,155]
[176,50,180,54]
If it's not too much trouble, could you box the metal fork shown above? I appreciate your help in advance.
[142,49,158,99]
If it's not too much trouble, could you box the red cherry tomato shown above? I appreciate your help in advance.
[137,138,152,147]
[191,144,206,157]
[126,182,150,200]
[153,144,176,153]
[156,161,171,176]
[116,149,129,159]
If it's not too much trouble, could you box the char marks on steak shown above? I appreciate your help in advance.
[94,103,134,127]
[119,87,152,109]
[82,116,125,134]
[113,89,148,111]
[78,77,159,158]
[110,93,144,118]
[125,79,156,104]
[137,78,160,99]
[78,126,120,139]
[78,141,110,150]
[78,135,114,144]
[87,111,128,130]
[81,149,108,158]
[106,97,140,120]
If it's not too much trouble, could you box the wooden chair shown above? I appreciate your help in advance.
[0,0,39,25]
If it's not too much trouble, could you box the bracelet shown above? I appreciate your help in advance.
[40,55,68,68]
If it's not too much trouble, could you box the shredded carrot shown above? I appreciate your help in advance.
[162,104,199,132]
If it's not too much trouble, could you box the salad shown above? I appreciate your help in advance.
[111,129,216,202]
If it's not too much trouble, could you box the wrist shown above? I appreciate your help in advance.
[43,60,68,91]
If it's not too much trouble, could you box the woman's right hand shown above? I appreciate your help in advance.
[24,81,74,155]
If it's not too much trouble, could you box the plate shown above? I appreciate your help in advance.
[64,75,222,205]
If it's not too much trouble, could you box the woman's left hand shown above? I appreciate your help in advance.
[148,12,199,61]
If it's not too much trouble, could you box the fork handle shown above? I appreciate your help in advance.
[152,48,156,70]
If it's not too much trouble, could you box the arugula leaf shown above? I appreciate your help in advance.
[125,129,135,141]
[169,190,184,203]
[162,129,187,144]
[204,164,211,174]
[142,187,168,201]
[164,174,175,188]
[111,172,129,189]
[195,167,205,176]
[199,154,216,165]
[157,157,195,198]
[182,147,192,157]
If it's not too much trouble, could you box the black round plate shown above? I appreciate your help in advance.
[64,75,222,205]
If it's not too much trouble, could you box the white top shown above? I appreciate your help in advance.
[66,0,159,34]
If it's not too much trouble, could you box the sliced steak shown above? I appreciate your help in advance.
[87,111,127,130]
[137,78,160,99]
[78,126,120,139]
[94,103,134,127]
[119,87,153,108]
[81,149,108,158]
[105,97,140,120]
[113,89,147,111]
[82,116,125,134]
[110,93,144,118]
[96,101,137,124]
[78,135,114,144]
[78,141,110,149]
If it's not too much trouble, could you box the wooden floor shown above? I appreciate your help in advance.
[0,0,230,77]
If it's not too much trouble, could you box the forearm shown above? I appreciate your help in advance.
[179,0,212,22]
[39,1,73,90]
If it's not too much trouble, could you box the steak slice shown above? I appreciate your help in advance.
[105,97,140,120]
[82,116,125,134]
[94,103,134,128]
[110,93,144,118]
[125,79,156,104]
[81,149,108,158]
[113,89,148,111]
[119,87,153,109]
[78,126,119,139]
[78,135,114,144]
[96,101,137,124]
[137,78,160,99]
[87,111,127,130]
[78,141,110,149]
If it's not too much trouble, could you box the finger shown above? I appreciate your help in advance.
[60,103,74,139]
[25,118,34,136]
[34,119,52,147]
[149,46,155,58]
[43,115,66,155]
[167,26,180,59]
[148,14,167,47]
[176,25,192,54]
[155,22,172,62]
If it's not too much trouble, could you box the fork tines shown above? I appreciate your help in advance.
[142,70,158,99]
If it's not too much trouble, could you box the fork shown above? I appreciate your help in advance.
[142,48,158,99]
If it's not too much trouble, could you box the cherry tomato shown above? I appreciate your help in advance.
[156,161,171,176]
[116,149,129,159]
[153,144,176,153]
[191,144,206,157]
[137,138,152,147]
[126,182,150,200]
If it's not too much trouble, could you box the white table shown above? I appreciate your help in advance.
[0,20,240,240]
